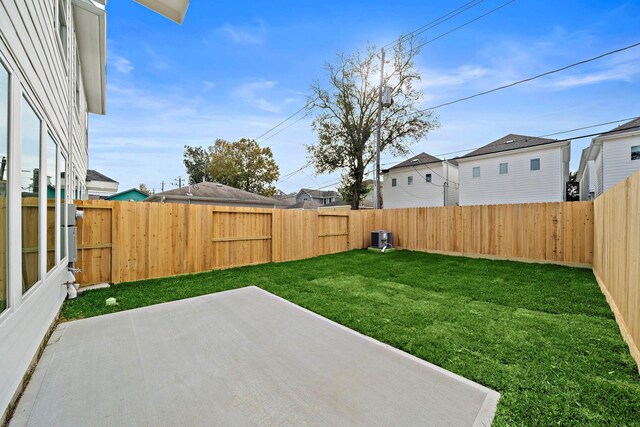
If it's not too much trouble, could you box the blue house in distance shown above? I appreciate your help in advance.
[105,188,149,202]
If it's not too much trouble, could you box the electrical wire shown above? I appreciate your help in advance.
[383,0,487,49]
[417,41,640,112]
[410,0,517,53]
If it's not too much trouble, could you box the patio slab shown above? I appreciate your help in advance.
[11,286,499,426]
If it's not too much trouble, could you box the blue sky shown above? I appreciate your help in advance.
[90,0,640,194]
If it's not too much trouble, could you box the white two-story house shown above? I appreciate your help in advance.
[382,152,459,208]
[457,134,571,206]
[0,0,188,420]
[578,117,640,200]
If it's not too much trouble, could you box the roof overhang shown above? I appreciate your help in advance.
[72,0,107,115]
[134,0,190,24]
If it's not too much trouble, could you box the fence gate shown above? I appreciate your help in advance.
[75,202,113,285]
[318,212,349,255]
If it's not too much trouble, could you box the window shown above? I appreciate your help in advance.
[56,0,68,58]
[60,155,66,259]
[391,178,397,187]
[21,97,42,292]
[530,158,541,171]
[472,167,480,178]
[0,62,8,313]
[46,136,58,272]
[426,174,432,183]
[408,176,413,185]
[499,163,508,174]
[631,145,640,161]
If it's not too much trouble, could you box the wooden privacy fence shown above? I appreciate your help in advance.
[593,171,640,369]
[74,200,594,286]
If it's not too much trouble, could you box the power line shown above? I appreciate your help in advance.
[259,111,313,143]
[418,41,640,112]
[254,1,507,144]
[411,0,517,52]
[383,0,487,49]
[254,99,315,141]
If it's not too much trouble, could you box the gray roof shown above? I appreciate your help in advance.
[601,117,640,137]
[86,169,118,183]
[387,152,442,170]
[286,199,321,210]
[459,134,560,159]
[146,182,282,205]
[298,188,339,198]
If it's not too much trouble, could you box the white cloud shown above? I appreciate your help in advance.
[234,79,281,112]
[111,54,134,74]
[202,80,217,91]
[219,22,265,45]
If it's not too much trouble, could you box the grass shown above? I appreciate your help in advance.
[62,250,640,426]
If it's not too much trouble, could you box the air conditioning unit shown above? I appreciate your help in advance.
[371,230,393,249]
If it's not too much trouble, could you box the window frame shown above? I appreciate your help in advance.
[407,176,413,186]
[391,178,397,187]
[499,163,508,175]
[425,173,432,183]
[630,144,640,162]
[472,166,480,178]
[530,158,541,171]
[0,57,10,315]
[46,134,60,272]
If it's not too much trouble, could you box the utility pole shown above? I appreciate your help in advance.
[374,47,385,210]
[172,176,183,188]
[160,180,165,192]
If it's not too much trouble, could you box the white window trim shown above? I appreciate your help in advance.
[629,143,640,163]
[472,166,480,178]
[499,163,508,175]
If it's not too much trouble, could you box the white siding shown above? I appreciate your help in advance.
[382,162,459,208]
[601,133,640,193]
[0,0,90,416]
[458,145,567,206]
[579,160,596,201]
[594,149,604,197]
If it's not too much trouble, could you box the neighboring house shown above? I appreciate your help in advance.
[0,0,189,420]
[578,117,640,200]
[576,148,596,201]
[274,190,297,207]
[286,199,322,210]
[296,188,340,206]
[382,152,459,208]
[105,188,149,202]
[145,182,283,208]
[457,134,570,206]
[86,169,119,199]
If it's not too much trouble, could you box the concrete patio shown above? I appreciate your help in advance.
[11,286,499,426]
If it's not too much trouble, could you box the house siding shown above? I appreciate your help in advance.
[601,133,640,194]
[458,145,567,206]
[382,162,459,208]
[0,0,90,417]
[594,148,604,197]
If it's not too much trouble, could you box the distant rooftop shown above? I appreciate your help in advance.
[459,134,561,159]
[86,169,118,183]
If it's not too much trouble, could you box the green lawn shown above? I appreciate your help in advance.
[63,250,640,426]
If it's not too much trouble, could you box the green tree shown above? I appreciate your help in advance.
[207,138,280,197]
[138,183,151,196]
[338,175,372,205]
[307,37,438,209]
[183,145,212,184]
